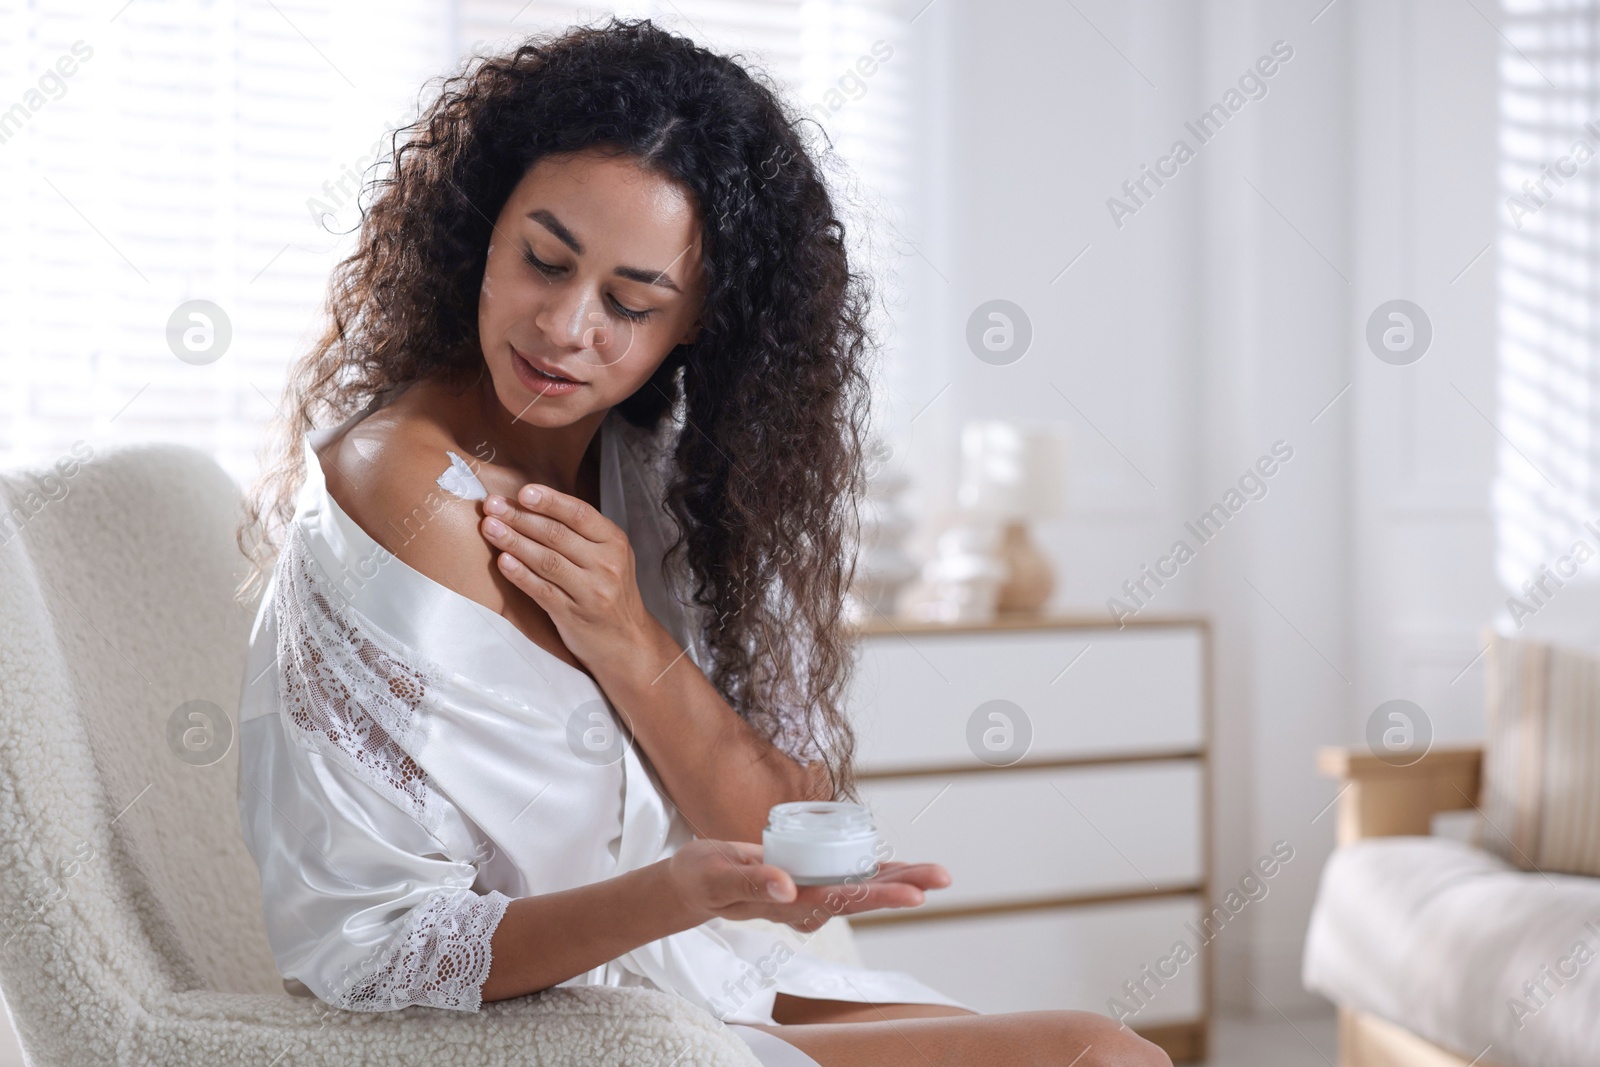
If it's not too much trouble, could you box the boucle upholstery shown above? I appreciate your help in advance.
[0,442,764,1065]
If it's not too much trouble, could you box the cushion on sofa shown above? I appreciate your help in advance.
[1479,629,1600,877]
[1303,835,1600,1067]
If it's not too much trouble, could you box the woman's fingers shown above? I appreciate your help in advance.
[512,483,616,543]
[700,842,798,905]
[494,548,576,609]
[787,863,952,912]
[677,840,950,924]
[862,861,952,890]
[765,879,928,924]
[481,513,585,594]
[485,495,602,566]
[816,879,925,910]
[771,864,951,916]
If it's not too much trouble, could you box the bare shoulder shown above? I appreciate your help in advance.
[316,379,580,669]
[317,383,508,611]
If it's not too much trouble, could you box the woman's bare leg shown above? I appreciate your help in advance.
[748,1000,1172,1067]
[772,993,979,1024]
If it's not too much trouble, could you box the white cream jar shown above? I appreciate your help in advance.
[762,801,880,885]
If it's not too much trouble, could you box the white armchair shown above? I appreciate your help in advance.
[0,443,767,1065]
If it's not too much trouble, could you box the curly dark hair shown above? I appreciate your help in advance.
[236,17,872,802]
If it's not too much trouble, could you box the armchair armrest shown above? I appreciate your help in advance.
[1315,745,1483,846]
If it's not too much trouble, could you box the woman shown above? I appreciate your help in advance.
[234,19,1168,1067]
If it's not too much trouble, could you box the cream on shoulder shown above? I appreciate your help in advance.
[435,450,488,501]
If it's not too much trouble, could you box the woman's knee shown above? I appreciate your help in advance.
[1087,1025,1172,1067]
[1045,1012,1172,1067]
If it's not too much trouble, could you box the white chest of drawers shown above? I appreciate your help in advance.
[843,615,1212,1063]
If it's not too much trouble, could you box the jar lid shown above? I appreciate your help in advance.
[765,800,875,837]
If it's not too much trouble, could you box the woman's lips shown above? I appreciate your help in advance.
[510,344,583,396]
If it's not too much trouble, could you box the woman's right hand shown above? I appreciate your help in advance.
[664,838,951,931]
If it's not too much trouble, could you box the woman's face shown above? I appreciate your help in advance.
[477,149,705,426]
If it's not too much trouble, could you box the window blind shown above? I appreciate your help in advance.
[1496,1,1600,592]
[0,0,909,491]
[0,0,449,489]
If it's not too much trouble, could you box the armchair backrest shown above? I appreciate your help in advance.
[0,442,281,1049]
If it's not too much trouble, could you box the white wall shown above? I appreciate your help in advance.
[898,0,1504,1015]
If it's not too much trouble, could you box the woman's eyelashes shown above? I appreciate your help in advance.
[522,246,562,276]
[520,246,656,323]
[607,295,652,322]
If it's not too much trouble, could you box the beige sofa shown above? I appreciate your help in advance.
[1303,746,1600,1067]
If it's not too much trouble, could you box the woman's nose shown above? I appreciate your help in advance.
[534,287,595,350]
[580,311,611,350]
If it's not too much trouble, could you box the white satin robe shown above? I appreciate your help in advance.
[235,401,973,1025]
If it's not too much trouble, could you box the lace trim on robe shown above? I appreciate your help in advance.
[332,887,513,1013]
[272,521,447,837]
[273,523,511,1011]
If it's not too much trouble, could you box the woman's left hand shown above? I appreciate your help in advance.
[479,484,659,675]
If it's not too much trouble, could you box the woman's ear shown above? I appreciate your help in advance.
[680,319,701,345]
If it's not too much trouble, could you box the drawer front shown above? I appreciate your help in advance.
[858,762,1202,908]
[852,897,1205,1023]
[849,626,1204,771]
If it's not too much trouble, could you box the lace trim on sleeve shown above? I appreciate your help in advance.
[332,888,513,1013]
[272,522,448,836]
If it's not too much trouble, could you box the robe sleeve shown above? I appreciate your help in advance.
[239,712,512,1012]
[237,524,512,1013]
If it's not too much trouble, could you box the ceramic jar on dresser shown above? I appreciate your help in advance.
[844,614,1212,1064]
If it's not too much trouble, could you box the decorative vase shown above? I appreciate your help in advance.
[845,440,917,624]
[956,421,1067,617]
[902,523,1007,624]
[995,521,1054,615]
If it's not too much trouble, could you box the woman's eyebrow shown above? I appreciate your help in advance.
[526,207,682,292]
[614,265,681,292]
[527,209,581,252]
